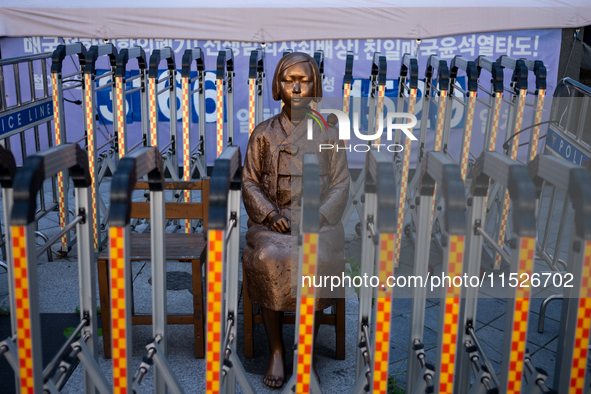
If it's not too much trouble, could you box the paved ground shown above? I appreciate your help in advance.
[0,175,570,393]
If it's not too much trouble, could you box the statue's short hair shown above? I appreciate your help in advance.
[272,52,323,102]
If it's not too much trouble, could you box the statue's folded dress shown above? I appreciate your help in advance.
[242,109,349,312]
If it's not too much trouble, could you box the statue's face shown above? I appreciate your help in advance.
[279,62,314,111]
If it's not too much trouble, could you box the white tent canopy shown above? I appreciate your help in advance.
[1,0,590,42]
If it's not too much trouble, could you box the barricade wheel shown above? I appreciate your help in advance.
[404,224,412,238]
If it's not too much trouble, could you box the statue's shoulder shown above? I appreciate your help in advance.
[250,114,281,140]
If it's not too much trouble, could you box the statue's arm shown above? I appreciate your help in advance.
[318,137,350,225]
[242,132,278,224]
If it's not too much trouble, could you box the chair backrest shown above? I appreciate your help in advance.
[131,179,210,231]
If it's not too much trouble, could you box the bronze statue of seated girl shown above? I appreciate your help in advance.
[242,52,349,388]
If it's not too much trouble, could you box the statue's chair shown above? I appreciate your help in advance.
[98,180,209,359]
[242,269,346,360]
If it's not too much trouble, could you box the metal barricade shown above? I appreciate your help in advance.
[535,79,591,333]
[455,150,537,394]
[406,151,466,394]
[449,55,479,180]
[410,56,476,258]
[181,47,207,233]
[545,78,591,165]
[0,52,58,245]
[392,54,418,268]
[527,154,591,393]
[108,146,185,394]
[215,48,234,158]
[341,52,387,228]
[51,43,87,254]
[205,145,255,394]
[83,43,119,251]
[536,78,591,276]
[487,56,530,270]
[350,149,397,394]
[405,56,449,244]
[474,56,504,151]
[148,47,179,179]
[7,143,109,394]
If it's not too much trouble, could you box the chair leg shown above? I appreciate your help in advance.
[97,258,112,359]
[242,268,254,359]
[192,259,205,359]
[335,298,346,360]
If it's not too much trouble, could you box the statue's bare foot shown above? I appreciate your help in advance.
[263,352,285,389]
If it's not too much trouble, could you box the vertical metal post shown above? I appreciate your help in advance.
[169,69,179,172]
[74,186,99,394]
[406,192,433,392]
[222,188,241,394]
[356,190,377,379]
[453,197,485,394]
[150,189,167,393]
[140,68,149,148]
[2,185,16,334]
[198,67,206,171]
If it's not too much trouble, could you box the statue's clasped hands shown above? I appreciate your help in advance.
[268,211,291,233]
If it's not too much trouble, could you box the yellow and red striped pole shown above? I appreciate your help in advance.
[182,77,192,233]
[248,78,256,136]
[51,74,68,250]
[374,85,385,145]
[109,226,131,394]
[488,93,503,151]
[528,89,546,162]
[342,83,351,146]
[206,229,224,394]
[148,78,159,148]
[429,89,449,224]
[295,232,318,393]
[115,77,126,159]
[216,80,224,158]
[482,93,504,215]
[567,241,591,393]
[494,89,528,269]
[436,235,465,394]
[393,88,417,267]
[371,232,395,394]
[459,91,477,182]
[84,73,99,249]
[504,237,535,394]
[11,226,40,393]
